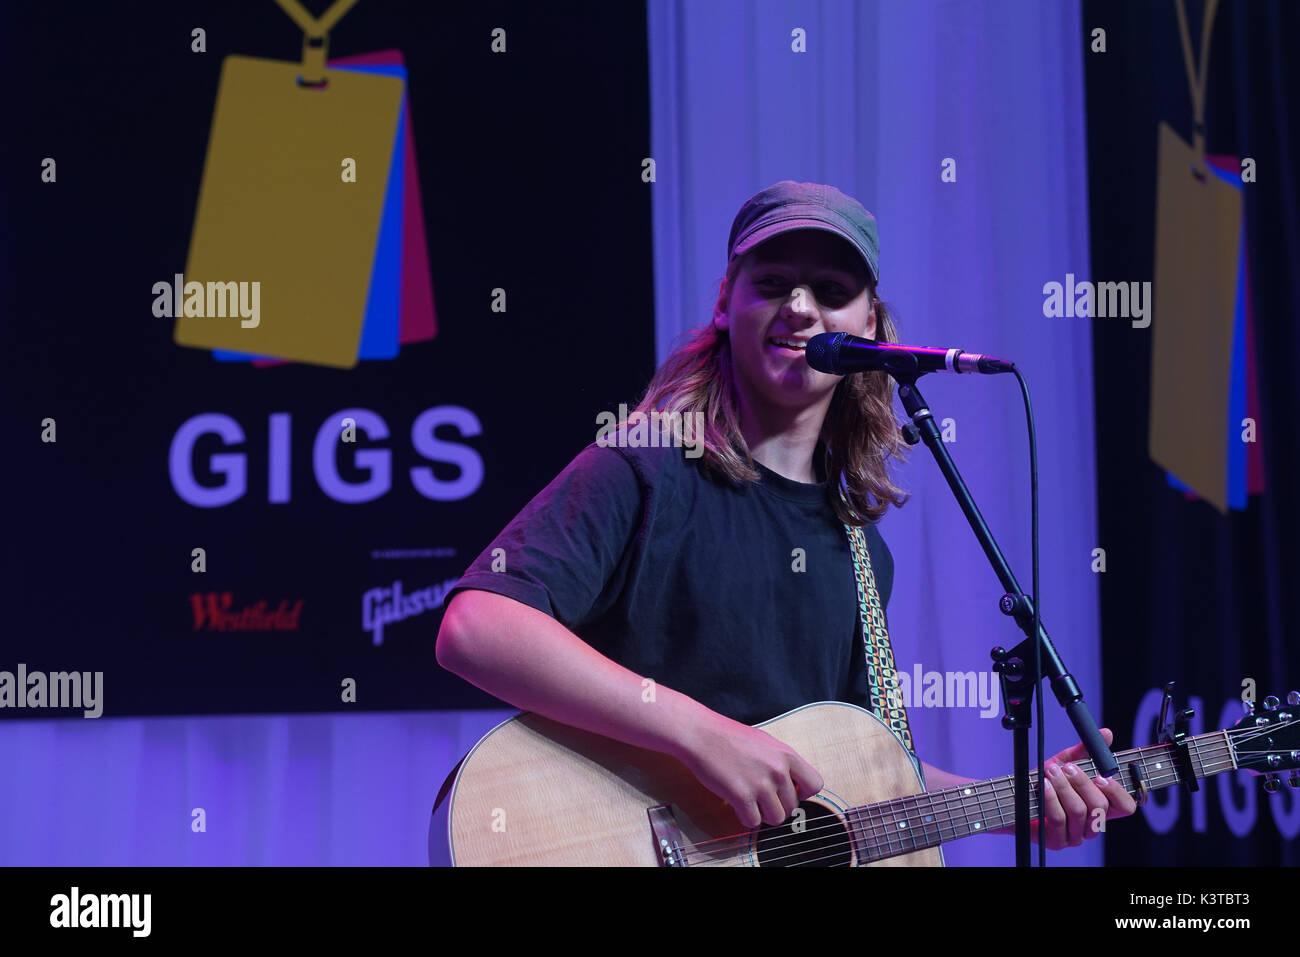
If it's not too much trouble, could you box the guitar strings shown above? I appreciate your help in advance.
[681,774,1049,861]
[688,753,1246,867]
[686,752,1245,867]
[688,756,1245,867]
[687,719,1285,865]
[684,782,1028,867]
[759,754,1253,868]
[629,721,1281,866]
[675,745,1252,866]
[682,780,1029,866]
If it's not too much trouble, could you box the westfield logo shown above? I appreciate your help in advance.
[189,592,303,631]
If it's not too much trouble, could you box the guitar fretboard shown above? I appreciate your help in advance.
[847,732,1236,862]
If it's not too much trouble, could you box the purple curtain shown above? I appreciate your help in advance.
[648,0,1099,866]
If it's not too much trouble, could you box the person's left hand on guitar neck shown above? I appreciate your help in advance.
[923,727,1138,850]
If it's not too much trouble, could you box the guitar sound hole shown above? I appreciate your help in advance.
[754,801,852,867]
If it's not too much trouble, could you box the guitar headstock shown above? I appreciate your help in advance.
[1229,691,1300,791]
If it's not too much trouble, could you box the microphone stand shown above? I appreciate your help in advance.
[889,368,1118,867]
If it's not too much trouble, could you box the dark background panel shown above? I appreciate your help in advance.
[0,1,655,716]
[1085,0,1299,865]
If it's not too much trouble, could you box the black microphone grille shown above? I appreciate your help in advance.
[804,332,845,375]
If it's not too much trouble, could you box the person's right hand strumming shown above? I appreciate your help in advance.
[674,710,824,829]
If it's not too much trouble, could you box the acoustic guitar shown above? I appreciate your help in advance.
[429,694,1299,866]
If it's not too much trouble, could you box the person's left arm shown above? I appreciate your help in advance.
[919,727,1138,850]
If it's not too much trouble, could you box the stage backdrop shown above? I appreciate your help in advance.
[1085,0,1300,865]
[649,0,1101,868]
[0,0,651,865]
[1,0,1102,868]
[1,2,654,717]
[5,0,1292,868]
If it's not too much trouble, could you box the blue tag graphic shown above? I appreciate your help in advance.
[1164,160,1246,508]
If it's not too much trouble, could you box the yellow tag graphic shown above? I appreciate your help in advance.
[1148,121,1241,512]
[176,55,403,368]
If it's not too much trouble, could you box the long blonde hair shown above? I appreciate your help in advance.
[633,255,908,525]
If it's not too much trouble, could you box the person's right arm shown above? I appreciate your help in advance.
[435,587,822,828]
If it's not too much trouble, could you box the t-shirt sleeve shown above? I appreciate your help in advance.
[446,443,644,630]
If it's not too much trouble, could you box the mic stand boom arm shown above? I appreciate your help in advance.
[891,372,1118,867]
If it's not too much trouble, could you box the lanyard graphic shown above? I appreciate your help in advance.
[273,0,362,84]
[1174,0,1220,177]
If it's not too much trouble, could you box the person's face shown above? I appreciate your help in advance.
[714,229,877,413]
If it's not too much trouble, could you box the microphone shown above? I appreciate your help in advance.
[805,332,1015,376]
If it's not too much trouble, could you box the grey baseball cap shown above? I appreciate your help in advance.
[727,180,880,284]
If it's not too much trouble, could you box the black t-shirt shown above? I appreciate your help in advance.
[447,442,894,727]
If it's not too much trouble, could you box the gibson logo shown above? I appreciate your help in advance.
[362,577,459,645]
[189,592,303,631]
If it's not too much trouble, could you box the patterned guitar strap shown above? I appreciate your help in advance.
[845,522,915,755]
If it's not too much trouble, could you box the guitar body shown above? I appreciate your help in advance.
[432,701,943,867]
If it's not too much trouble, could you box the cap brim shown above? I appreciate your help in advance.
[731,218,876,281]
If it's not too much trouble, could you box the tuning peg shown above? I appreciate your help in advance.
[1264,774,1281,793]
[1267,754,1282,768]
[1264,696,1280,711]
[1288,691,1299,706]
[1290,772,1300,789]
[1242,699,1255,715]
[1255,717,1270,727]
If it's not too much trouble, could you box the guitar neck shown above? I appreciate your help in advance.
[849,731,1237,863]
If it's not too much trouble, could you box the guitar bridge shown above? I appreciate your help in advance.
[647,805,687,867]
